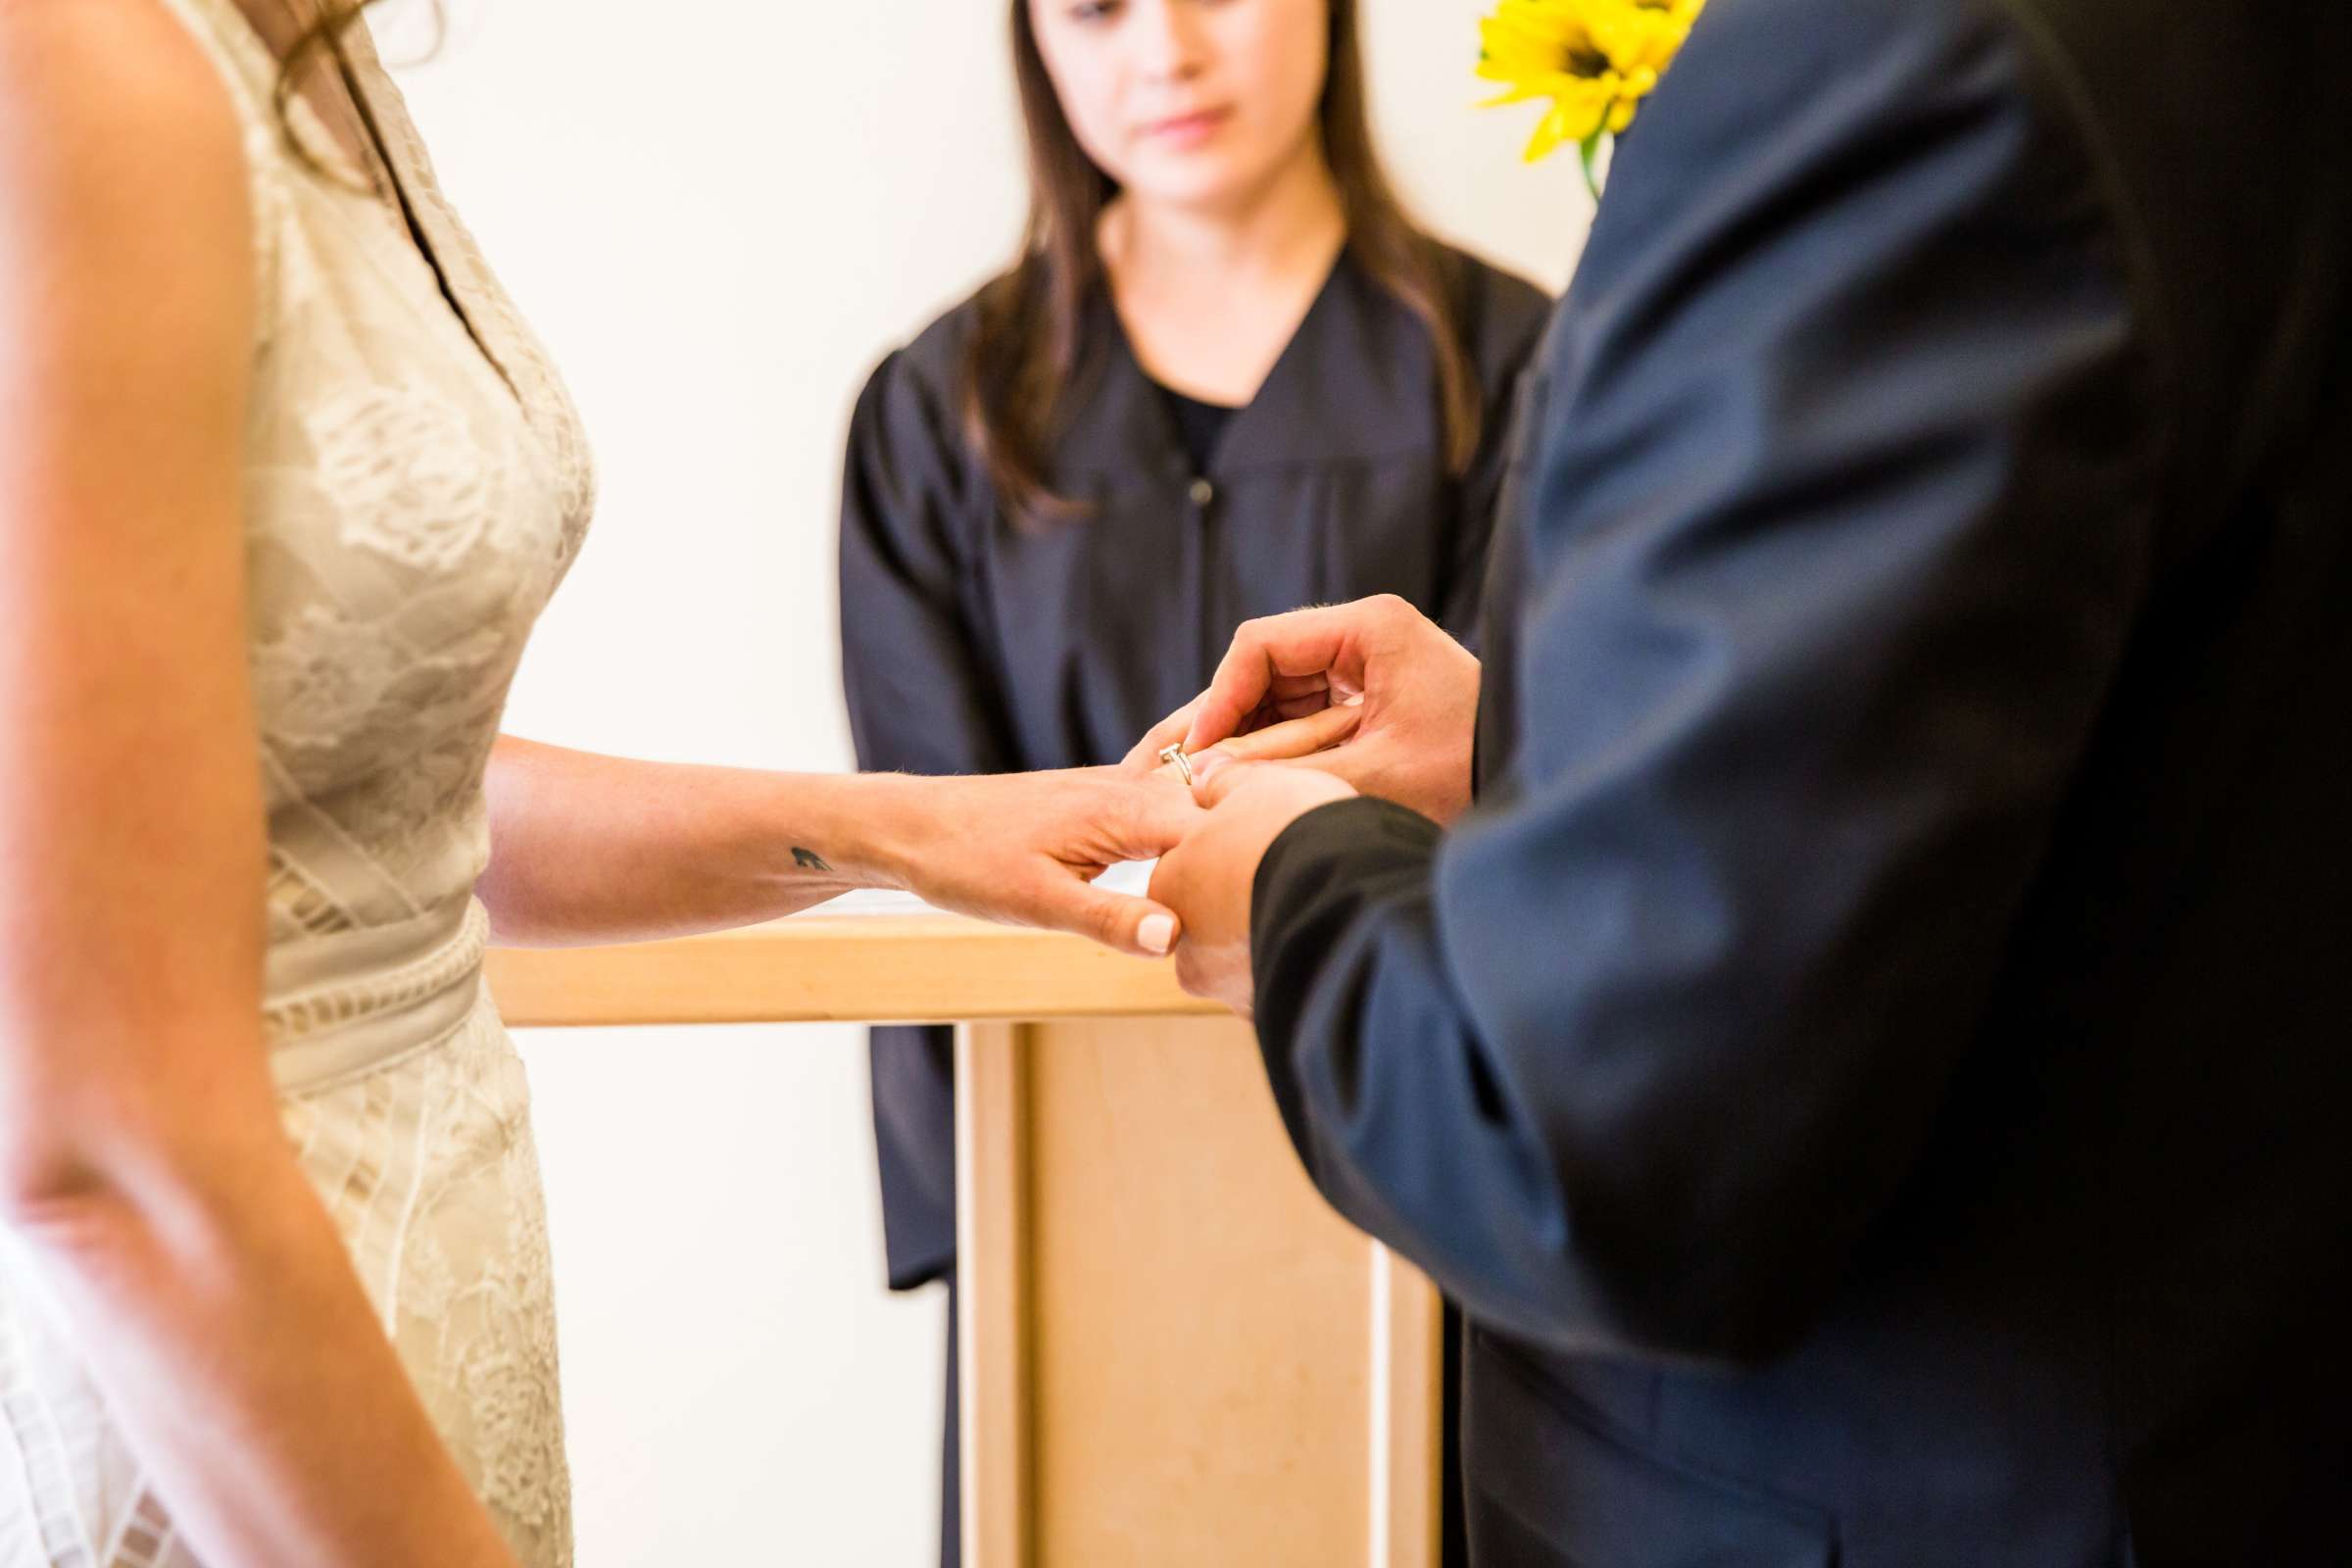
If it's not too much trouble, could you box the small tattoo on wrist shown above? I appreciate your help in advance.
[792,847,834,874]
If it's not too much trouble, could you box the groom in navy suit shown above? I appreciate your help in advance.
[1140,0,2350,1560]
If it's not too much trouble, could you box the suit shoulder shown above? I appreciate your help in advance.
[1603,0,2137,273]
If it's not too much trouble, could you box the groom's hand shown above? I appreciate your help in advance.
[1125,595,1481,825]
[1147,763,1355,1015]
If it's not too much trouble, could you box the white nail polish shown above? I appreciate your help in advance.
[1138,913,1177,956]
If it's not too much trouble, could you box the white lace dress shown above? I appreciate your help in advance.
[0,4,593,1564]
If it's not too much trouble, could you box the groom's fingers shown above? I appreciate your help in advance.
[1273,689,1337,721]
[1194,759,1286,809]
[1203,757,1336,808]
[1270,671,1336,705]
[1184,603,1373,755]
[1129,680,1339,773]
[1197,735,1383,807]
[1193,702,1361,776]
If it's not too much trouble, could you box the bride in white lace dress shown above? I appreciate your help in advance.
[0,4,1200,1565]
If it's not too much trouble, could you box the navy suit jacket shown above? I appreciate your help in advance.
[1249,0,2350,1561]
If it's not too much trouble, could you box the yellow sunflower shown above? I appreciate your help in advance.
[1479,0,1707,188]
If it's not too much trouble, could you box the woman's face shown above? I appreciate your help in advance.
[1029,0,1332,214]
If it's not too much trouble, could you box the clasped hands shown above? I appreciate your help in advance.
[1125,593,1479,1012]
[1032,594,1480,1013]
[910,596,1474,1012]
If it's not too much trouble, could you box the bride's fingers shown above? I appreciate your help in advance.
[1036,873,1183,957]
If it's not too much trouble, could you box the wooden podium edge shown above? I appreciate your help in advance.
[487,915,1223,1029]
[1375,1246,1446,1568]
[957,1021,1033,1568]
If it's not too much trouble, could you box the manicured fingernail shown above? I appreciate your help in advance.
[1138,913,1177,956]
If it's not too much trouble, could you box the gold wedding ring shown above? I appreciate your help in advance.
[1157,744,1197,787]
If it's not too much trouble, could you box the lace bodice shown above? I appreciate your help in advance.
[163,0,594,967]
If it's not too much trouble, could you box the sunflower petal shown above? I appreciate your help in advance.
[1477,0,1709,168]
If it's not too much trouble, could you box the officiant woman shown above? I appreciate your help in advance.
[835,0,1547,1558]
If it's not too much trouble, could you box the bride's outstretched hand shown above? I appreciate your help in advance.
[882,767,1205,958]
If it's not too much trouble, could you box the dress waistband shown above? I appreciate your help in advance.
[265,898,491,1094]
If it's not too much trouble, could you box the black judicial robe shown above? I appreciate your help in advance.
[1247,0,2352,1562]
[840,248,1551,1292]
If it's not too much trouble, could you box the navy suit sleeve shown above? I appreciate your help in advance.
[1249,0,2163,1366]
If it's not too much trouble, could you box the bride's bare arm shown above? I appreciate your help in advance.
[480,737,1200,957]
[0,9,514,1564]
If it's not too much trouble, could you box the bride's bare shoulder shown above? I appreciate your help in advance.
[0,0,249,212]
[0,0,251,294]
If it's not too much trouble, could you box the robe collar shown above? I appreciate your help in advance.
[1047,247,1442,485]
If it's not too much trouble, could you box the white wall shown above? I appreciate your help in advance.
[388,2,1591,1561]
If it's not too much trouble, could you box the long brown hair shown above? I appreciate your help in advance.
[966,0,1484,524]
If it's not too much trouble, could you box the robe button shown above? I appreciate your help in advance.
[1189,477,1216,508]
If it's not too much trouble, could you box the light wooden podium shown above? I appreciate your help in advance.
[488,907,1443,1568]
